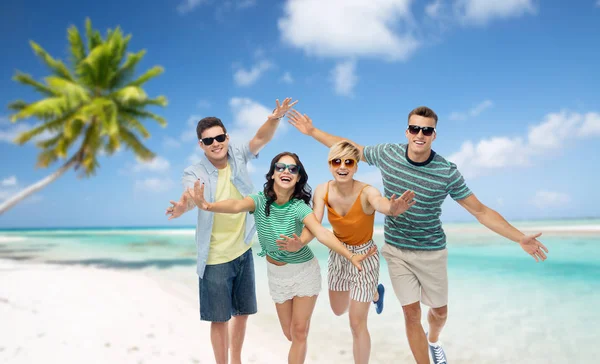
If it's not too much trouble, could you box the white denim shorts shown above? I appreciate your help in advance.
[266,256,322,304]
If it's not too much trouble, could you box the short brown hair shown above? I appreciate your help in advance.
[408,106,438,125]
[196,117,227,140]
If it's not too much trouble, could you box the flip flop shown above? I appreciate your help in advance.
[373,283,385,314]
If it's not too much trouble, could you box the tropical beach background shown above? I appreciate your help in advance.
[1,0,599,363]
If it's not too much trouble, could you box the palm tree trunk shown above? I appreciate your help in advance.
[0,154,80,215]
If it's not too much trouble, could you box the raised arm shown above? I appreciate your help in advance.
[287,110,367,162]
[365,186,416,216]
[457,194,548,262]
[248,98,298,155]
[302,213,376,271]
[187,180,256,213]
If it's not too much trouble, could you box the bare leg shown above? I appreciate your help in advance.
[275,299,294,342]
[211,321,229,364]
[402,302,430,364]
[289,295,318,364]
[348,300,371,364]
[329,290,350,316]
[427,306,448,343]
[229,315,249,364]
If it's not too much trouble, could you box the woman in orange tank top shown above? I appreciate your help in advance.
[278,141,415,364]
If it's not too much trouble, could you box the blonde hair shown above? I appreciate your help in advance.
[328,140,360,163]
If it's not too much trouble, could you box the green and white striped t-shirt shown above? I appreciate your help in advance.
[249,192,315,264]
[363,143,472,250]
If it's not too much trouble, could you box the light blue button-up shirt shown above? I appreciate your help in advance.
[182,142,258,278]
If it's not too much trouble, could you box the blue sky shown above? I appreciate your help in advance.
[1,0,599,228]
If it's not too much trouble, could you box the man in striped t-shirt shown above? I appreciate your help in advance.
[287,106,549,364]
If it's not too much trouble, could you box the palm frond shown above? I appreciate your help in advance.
[29,41,74,81]
[7,100,28,112]
[56,119,84,158]
[36,149,60,168]
[127,66,164,87]
[110,50,146,89]
[45,76,90,103]
[67,24,87,67]
[11,97,69,122]
[120,107,167,127]
[121,118,150,139]
[13,72,58,97]
[85,18,103,51]
[119,127,154,161]
[35,133,63,149]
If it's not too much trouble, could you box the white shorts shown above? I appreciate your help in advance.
[267,256,322,304]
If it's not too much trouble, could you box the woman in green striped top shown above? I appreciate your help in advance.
[188,151,376,364]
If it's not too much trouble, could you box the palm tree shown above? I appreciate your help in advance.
[0,18,167,215]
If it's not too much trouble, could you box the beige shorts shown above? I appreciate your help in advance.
[328,240,379,303]
[381,243,448,308]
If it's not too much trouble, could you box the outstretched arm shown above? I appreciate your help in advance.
[303,213,377,271]
[287,110,367,162]
[166,189,196,220]
[187,180,255,213]
[365,186,416,216]
[248,98,298,155]
[458,194,549,262]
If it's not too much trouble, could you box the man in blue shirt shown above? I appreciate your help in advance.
[166,98,297,364]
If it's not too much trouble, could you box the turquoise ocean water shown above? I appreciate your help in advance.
[1,219,599,362]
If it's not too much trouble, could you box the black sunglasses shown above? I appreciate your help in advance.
[200,133,227,145]
[407,125,436,137]
[274,163,300,174]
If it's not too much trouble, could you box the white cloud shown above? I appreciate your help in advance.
[163,136,182,149]
[181,115,203,142]
[531,190,570,209]
[234,60,273,87]
[1,176,17,187]
[454,0,537,25]
[0,122,56,144]
[331,60,358,97]
[577,112,600,138]
[426,0,444,18]
[448,110,599,178]
[281,72,294,84]
[237,0,256,9]
[597,0,600,7]
[449,99,493,121]
[177,0,208,14]
[133,156,171,173]
[228,97,286,143]
[135,178,175,193]
[278,0,420,62]
[197,99,211,109]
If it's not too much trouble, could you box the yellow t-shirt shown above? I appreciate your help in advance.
[207,163,251,265]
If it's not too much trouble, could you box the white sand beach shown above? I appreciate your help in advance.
[1,223,597,363]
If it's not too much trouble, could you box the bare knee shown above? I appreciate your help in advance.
[349,315,368,337]
[430,306,448,320]
[402,302,422,325]
[331,305,347,316]
[291,321,309,342]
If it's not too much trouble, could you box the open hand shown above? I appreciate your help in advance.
[186,180,210,211]
[350,245,378,271]
[389,190,416,216]
[269,97,298,120]
[519,233,549,262]
[276,233,304,252]
[166,193,189,220]
[287,110,315,136]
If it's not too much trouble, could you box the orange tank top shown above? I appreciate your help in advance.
[324,182,375,246]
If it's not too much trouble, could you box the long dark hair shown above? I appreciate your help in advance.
[263,152,312,217]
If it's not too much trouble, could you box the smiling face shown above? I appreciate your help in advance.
[329,157,357,182]
[405,114,437,156]
[199,126,229,164]
[272,154,300,190]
